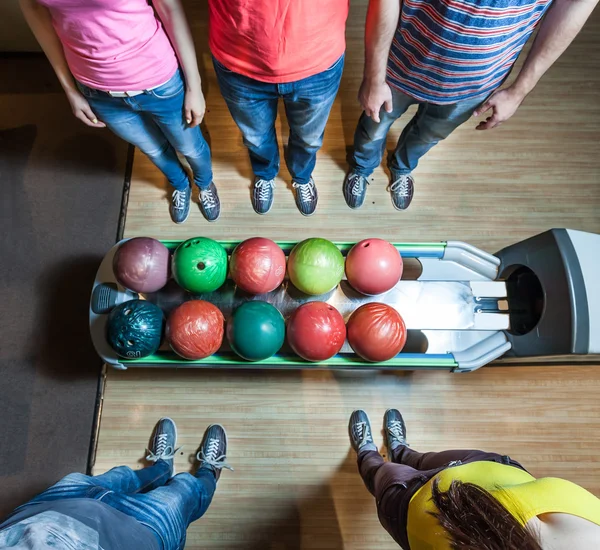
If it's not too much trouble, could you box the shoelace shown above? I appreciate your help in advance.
[292,181,315,201]
[255,179,275,201]
[172,189,187,210]
[146,433,181,462]
[389,175,411,197]
[387,420,407,444]
[355,421,372,449]
[196,438,234,471]
[349,174,367,196]
[200,187,218,209]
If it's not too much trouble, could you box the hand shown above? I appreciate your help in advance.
[184,88,206,128]
[358,78,393,123]
[473,86,526,130]
[66,89,105,127]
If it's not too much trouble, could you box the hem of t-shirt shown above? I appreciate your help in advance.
[72,61,179,93]
[211,47,345,84]
[388,79,493,106]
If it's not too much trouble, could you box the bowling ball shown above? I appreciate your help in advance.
[346,238,403,296]
[226,301,285,361]
[287,238,344,295]
[172,237,228,294]
[106,299,164,359]
[113,237,170,293]
[230,237,286,294]
[347,303,407,362]
[166,300,224,360]
[287,302,346,362]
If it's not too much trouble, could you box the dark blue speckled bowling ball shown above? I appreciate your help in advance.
[106,300,164,359]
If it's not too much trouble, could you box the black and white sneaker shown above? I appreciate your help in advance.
[195,424,233,482]
[146,417,180,475]
[348,410,377,454]
[384,409,408,452]
[252,177,275,215]
[199,182,221,222]
[292,178,318,216]
[170,185,191,224]
[343,172,369,209]
[388,172,414,210]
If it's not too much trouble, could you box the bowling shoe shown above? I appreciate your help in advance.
[146,417,181,475]
[388,172,414,210]
[384,408,408,453]
[348,410,377,454]
[199,182,221,222]
[252,177,276,215]
[343,172,369,209]
[292,178,318,216]
[170,185,192,224]
[194,424,233,482]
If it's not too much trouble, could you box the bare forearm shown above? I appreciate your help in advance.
[364,0,400,83]
[153,0,201,91]
[513,0,598,96]
[19,0,77,94]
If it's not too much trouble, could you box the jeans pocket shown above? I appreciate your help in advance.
[149,70,185,99]
[212,56,234,74]
[324,54,345,72]
[75,80,94,98]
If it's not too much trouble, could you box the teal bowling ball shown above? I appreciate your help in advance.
[226,301,285,361]
[106,300,164,359]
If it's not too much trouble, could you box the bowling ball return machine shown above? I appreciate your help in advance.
[89,229,600,372]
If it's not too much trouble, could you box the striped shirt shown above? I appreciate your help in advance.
[387,0,553,104]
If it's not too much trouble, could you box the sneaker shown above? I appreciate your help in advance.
[199,182,221,222]
[170,185,191,224]
[388,172,414,210]
[384,409,408,452]
[348,410,377,454]
[292,178,318,216]
[343,172,369,209]
[250,177,275,215]
[195,424,233,482]
[146,417,180,475]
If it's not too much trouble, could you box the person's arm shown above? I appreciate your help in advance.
[474,0,598,130]
[359,0,401,122]
[19,0,105,127]
[152,0,205,128]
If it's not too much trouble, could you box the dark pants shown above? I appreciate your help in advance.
[358,446,525,549]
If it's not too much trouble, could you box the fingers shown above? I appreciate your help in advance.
[185,107,192,125]
[370,109,381,123]
[476,115,502,130]
[473,101,492,117]
[188,110,204,128]
[384,99,393,113]
[79,105,106,127]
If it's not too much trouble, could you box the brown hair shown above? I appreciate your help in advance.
[430,479,542,550]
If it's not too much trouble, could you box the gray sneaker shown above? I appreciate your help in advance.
[292,178,318,216]
[146,417,180,475]
[384,409,408,452]
[343,172,369,209]
[170,185,191,224]
[348,410,377,454]
[195,424,233,482]
[252,177,275,215]
[199,182,221,222]
[388,172,414,210]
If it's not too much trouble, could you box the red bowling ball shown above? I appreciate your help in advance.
[287,302,346,362]
[166,300,224,360]
[347,303,407,362]
[113,237,170,293]
[345,238,403,296]
[230,237,286,294]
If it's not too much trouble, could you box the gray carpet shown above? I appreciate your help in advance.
[0,55,129,519]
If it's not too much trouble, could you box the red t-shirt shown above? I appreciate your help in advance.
[208,0,349,84]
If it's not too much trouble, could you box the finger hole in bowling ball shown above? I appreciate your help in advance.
[363,243,370,248]
[197,262,206,271]
[127,339,135,346]
[124,308,132,316]
[184,243,191,248]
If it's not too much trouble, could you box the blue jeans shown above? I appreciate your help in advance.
[78,69,213,190]
[350,86,488,177]
[213,55,344,185]
[12,460,216,550]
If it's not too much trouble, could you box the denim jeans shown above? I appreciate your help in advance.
[350,86,488,177]
[12,460,216,550]
[78,69,213,190]
[213,55,344,185]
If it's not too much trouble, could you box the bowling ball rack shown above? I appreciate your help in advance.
[91,238,517,372]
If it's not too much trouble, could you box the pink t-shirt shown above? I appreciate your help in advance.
[38,0,178,91]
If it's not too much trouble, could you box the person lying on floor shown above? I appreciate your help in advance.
[0,418,231,549]
[349,409,600,549]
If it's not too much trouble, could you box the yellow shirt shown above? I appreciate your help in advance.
[407,461,600,550]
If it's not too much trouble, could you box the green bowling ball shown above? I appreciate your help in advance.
[287,238,345,295]
[172,237,228,294]
[226,301,285,361]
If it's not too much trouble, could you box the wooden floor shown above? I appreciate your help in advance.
[95,2,600,549]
